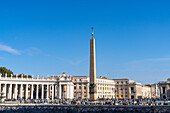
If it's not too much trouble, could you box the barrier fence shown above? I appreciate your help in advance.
[0,104,170,113]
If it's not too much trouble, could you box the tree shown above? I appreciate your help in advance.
[18,74,32,78]
[0,67,32,78]
[0,67,13,77]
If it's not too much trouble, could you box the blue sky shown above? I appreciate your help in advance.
[0,0,170,84]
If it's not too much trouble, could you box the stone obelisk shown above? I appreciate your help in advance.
[89,27,97,101]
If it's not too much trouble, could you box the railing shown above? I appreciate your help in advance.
[0,77,56,81]
[0,104,169,112]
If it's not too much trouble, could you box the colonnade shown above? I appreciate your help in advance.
[0,83,74,100]
[0,83,56,100]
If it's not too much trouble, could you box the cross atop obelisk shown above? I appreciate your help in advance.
[89,27,97,101]
[91,27,94,37]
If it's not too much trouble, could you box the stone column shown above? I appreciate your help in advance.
[134,86,137,99]
[118,87,121,99]
[55,85,57,98]
[20,84,23,99]
[127,86,130,99]
[26,84,28,100]
[69,85,71,99]
[87,83,89,99]
[47,84,49,99]
[9,84,12,99]
[36,84,39,99]
[67,85,69,99]
[123,87,125,99]
[31,84,33,99]
[76,83,79,99]
[41,84,44,99]
[15,84,18,99]
[4,84,7,99]
[59,84,61,99]
[52,84,54,100]
[81,84,84,99]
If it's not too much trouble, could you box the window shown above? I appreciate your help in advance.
[74,86,76,90]
[84,86,86,90]
[79,86,81,90]
[163,87,166,94]
[121,81,123,84]
[121,95,123,97]
[117,81,119,84]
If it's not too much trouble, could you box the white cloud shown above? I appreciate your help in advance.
[24,47,41,56]
[0,43,21,55]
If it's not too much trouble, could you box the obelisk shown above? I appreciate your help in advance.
[89,27,97,101]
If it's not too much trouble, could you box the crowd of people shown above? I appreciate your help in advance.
[1,98,170,106]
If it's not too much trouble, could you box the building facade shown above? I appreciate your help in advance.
[145,84,160,99]
[158,78,170,99]
[0,73,153,100]
[113,79,151,99]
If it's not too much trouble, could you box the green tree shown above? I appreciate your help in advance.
[18,74,32,78]
[0,67,32,78]
[0,67,13,77]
